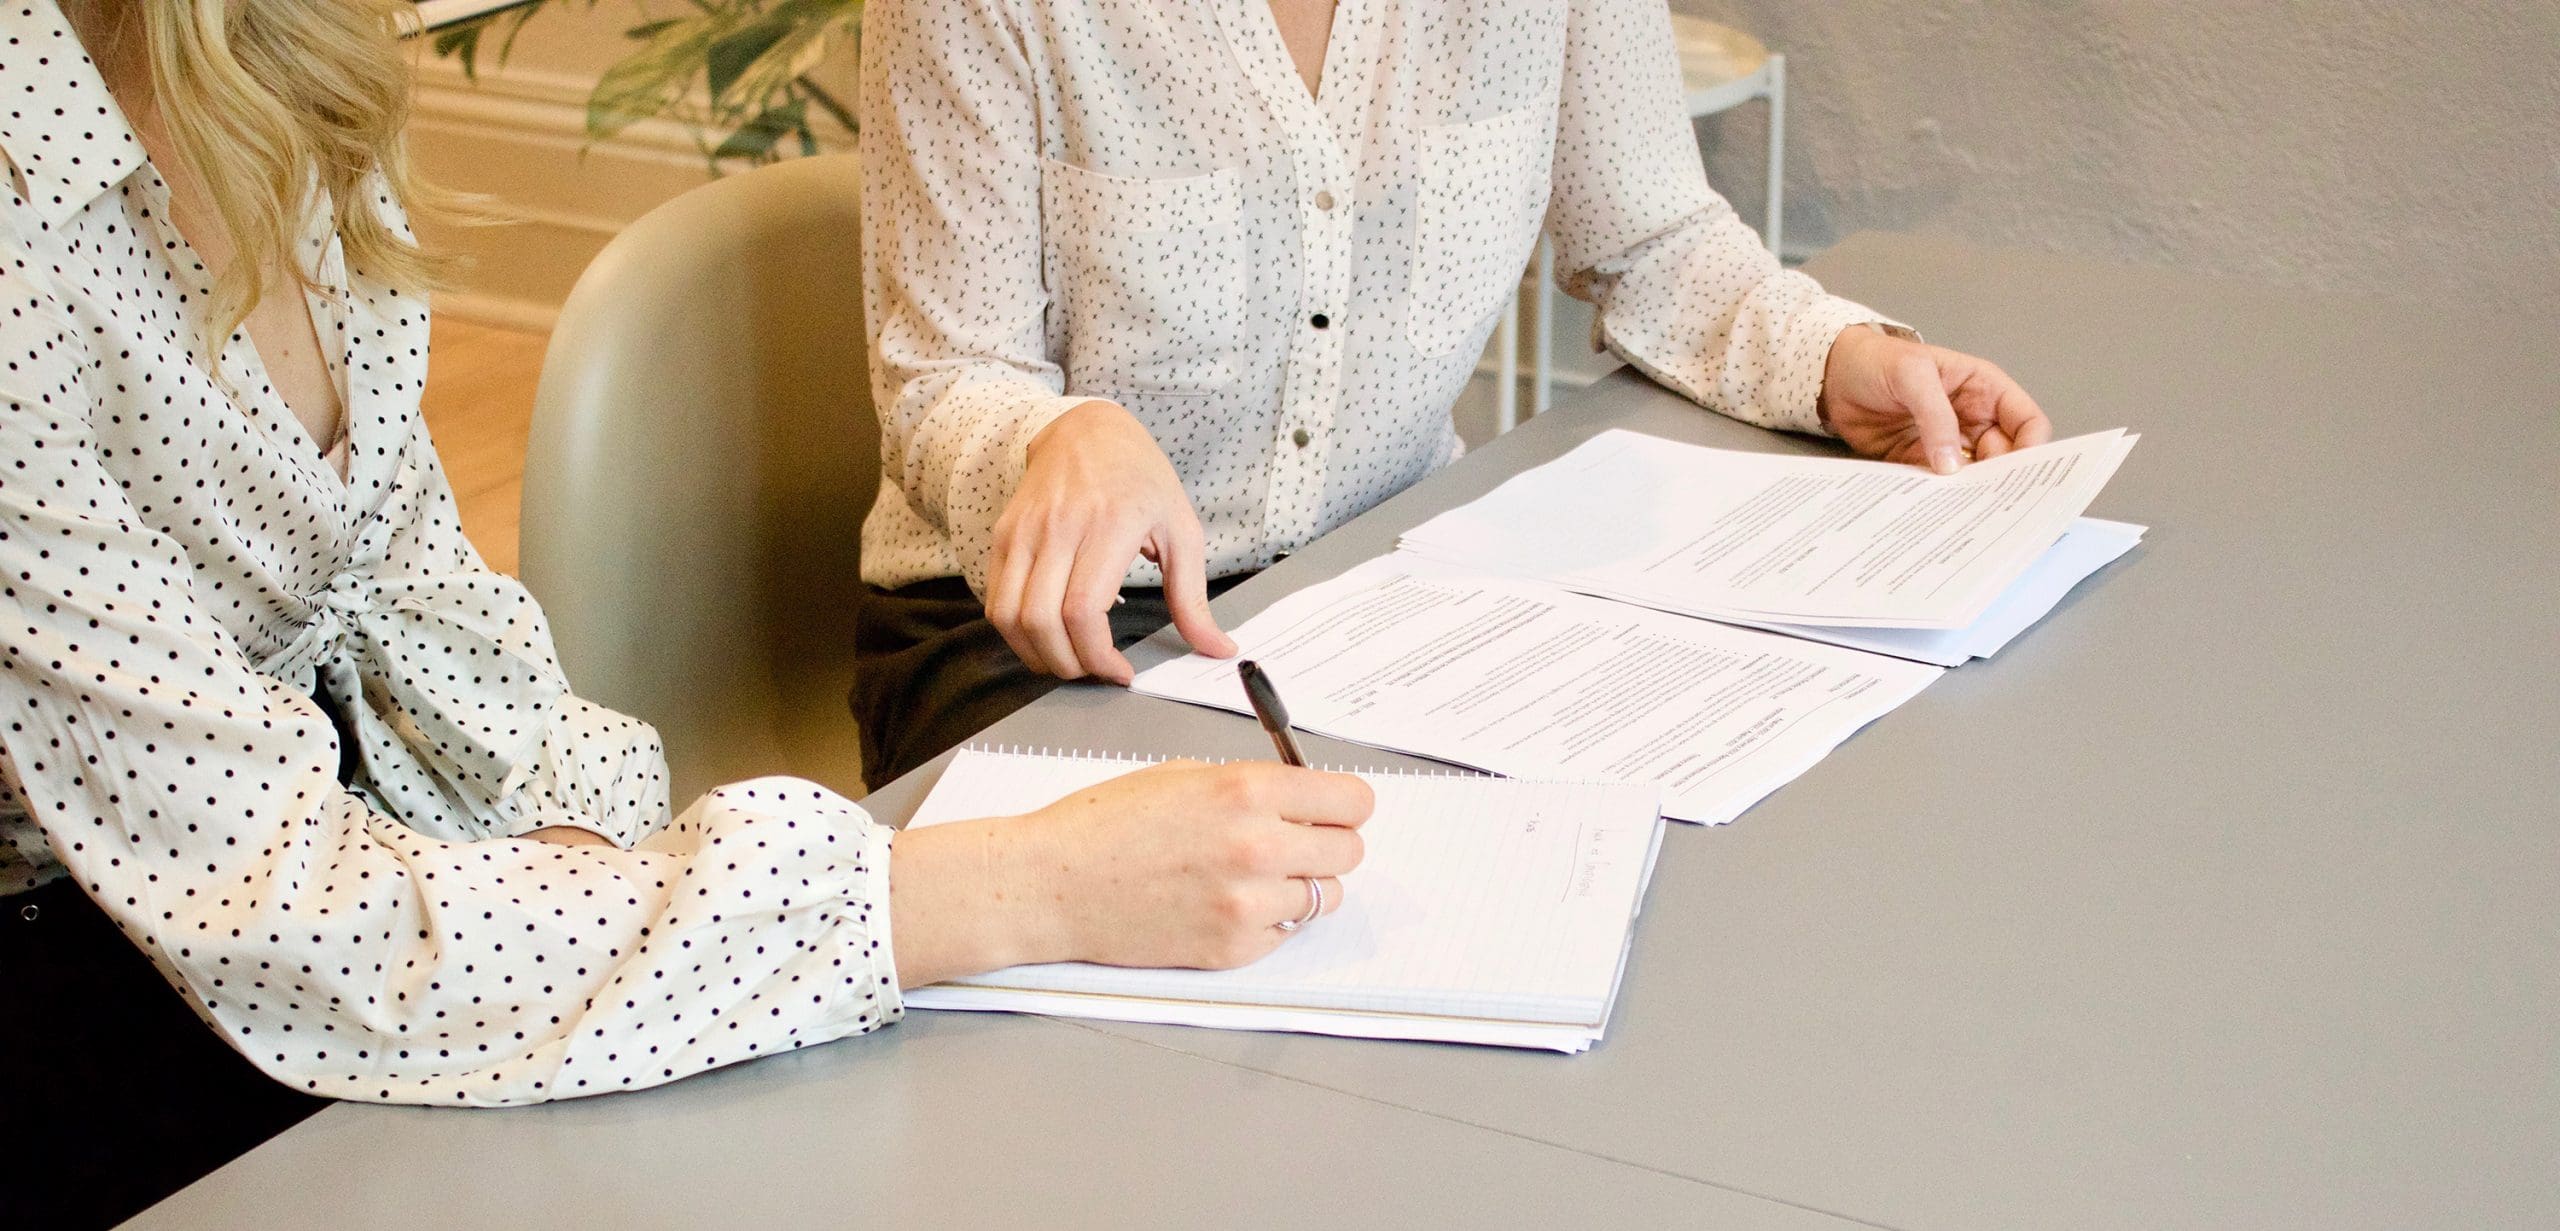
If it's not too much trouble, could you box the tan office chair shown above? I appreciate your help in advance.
[520,155,874,805]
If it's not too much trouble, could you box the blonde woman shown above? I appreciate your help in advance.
[853,0,2056,784]
[0,4,1369,1224]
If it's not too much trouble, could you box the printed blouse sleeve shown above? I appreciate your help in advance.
[0,279,901,1106]
[356,176,658,851]
[1544,0,1904,436]
[860,0,1088,594]
[369,369,663,850]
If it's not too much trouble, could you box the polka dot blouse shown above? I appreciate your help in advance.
[0,1,898,1106]
[857,0,1904,595]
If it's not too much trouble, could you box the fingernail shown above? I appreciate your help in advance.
[1929,446,1963,475]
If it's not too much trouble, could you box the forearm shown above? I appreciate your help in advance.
[886,815,1069,989]
[885,760,1376,981]
[863,0,1087,584]
[1545,0,1896,435]
[1586,206,1892,436]
[122,784,897,1104]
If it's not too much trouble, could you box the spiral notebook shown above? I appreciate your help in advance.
[901,749,1666,1053]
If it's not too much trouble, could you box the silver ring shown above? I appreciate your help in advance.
[1275,876,1324,933]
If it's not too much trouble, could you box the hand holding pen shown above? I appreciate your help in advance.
[1238,659,1339,931]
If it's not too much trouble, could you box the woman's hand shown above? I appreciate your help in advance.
[988,401,1238,684]
[887,760,1374,988]
[1819,325,2053,474]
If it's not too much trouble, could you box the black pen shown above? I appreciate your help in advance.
[1236,660,1307,767]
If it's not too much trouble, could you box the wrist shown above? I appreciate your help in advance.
[984,813,1082,967]
[1818,325,1879,431]
[888,817,1072,987]
[1025,399,1127,463]
[1819,322,1922,433]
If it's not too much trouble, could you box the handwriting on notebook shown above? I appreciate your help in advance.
[902,749,1664,1053]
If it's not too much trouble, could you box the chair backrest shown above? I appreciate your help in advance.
[520,155,875,803]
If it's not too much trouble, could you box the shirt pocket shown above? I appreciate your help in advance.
[1043,159,1246,396]
[1407,107,1550,359]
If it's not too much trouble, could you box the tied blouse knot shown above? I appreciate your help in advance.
[263,564,567,820]
[0,0,899,1107]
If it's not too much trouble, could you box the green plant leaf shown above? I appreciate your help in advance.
[702,2,859,124]
[535,2,867,155]
[429,2,551,81]
[433,20,487,78]
[711,97,809,165]
[706,13,799,106]
[799,76,857,135]
[587,14,730,139]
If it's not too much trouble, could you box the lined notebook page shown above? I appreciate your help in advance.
[904,750,1662,1028]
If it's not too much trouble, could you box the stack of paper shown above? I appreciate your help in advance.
[1132,554,1941,824]
[1725,517,2146,666]
[1134,430,2144,821]
[1400,428,2140,643]
[903,749,1665,1052]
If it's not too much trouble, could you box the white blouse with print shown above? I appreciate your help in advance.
[858,0,1903,594]
[0,1,898,1106]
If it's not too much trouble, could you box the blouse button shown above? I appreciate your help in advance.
[1309,313,1330,330]
[1292,428,1313,448]
[1314,190,1337,211]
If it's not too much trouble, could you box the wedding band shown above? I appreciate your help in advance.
[1274,876,1324,933]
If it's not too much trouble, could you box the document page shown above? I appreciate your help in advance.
[1400,429,2137,630]
[1730,517,2148,666]
[1132,553,1941,824]
[903,750,1663,1051]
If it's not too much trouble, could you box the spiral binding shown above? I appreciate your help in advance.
[958,743,1634,787]
[965,743,1164,766]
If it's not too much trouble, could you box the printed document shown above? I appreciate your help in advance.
[1728,517,2146,665]
[1400,428,2137,629]
[1132,553,1941,824]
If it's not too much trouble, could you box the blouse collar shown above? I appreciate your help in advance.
[0,0,150,227]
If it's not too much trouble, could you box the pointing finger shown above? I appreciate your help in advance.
[1063,527,1146,684]
[1158,515,1238,659]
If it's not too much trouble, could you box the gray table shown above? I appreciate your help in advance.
[138,234,2558,1230]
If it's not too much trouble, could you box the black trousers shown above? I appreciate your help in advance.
[1,879,327,1230]
[850,574,1249,790]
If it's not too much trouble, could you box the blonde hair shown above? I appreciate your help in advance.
[127,1,463,346]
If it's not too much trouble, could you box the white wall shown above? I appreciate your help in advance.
[1679,0,2560,316]
[1476,0,2560,442]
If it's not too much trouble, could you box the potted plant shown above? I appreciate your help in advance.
[435,0,861,169]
